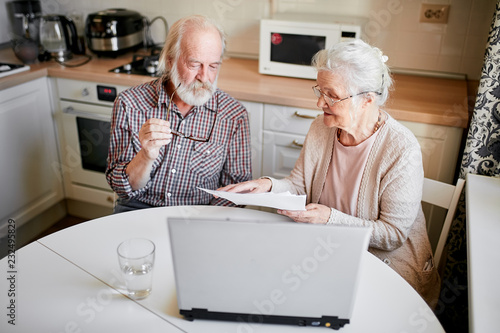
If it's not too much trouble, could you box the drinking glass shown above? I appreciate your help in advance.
[117,238,155,300]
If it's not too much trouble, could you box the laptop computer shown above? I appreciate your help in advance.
[167,216,370,330]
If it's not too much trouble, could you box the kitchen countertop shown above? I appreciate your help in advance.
[0,48,469,128]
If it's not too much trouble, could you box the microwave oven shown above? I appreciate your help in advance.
[259,15,364,80]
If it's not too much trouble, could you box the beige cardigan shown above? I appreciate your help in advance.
[270,113,440,307]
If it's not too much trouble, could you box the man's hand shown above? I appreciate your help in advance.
[138,118,172,160]
[126,118,172,190]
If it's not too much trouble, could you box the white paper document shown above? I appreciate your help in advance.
[199,187,306,211]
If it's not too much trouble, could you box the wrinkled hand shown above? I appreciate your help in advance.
[138,118,172,160]
[216,178,272,195]
[277,203,331,224]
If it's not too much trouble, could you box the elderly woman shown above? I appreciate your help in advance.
[219,39,440,307]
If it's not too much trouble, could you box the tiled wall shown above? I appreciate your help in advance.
[1,0,496,80]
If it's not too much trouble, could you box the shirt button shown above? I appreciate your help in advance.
[206,150,211,154]
[167,193,171,197]
[177,144,181,149]
[171,169,176,174]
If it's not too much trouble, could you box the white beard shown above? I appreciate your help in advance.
[170,63,217,106]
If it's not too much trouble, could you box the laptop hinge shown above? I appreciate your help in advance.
[180,308,350,330]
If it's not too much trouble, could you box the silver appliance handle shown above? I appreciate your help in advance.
[293,111,319,119]
[63,106,111,122]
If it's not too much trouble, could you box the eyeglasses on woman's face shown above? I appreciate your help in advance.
[312,85,381,107]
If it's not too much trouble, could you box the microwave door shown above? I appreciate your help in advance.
[270,33,325,66]
[259,18,351,79]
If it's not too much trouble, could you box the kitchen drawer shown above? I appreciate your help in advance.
[264,104,321,135]
[262,131,305,179]
[56,78,129,105]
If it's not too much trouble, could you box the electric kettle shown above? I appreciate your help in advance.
[40,15,84,62]
[7,0,42,63]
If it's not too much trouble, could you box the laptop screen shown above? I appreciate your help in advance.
[168,217,370,329]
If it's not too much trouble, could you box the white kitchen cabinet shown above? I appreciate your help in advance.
[0,77,64,244]
[240,101,263,179]
[262,104,322,178]
[399,121,463,184]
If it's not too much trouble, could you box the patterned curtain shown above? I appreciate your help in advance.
[437,1,500,331]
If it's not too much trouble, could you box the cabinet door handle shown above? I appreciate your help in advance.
[294,111,318,119]
[292,140,304,148]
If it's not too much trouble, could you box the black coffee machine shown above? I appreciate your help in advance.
[6,0,42,63]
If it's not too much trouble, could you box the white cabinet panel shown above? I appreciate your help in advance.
[262,131,305,178]
[0,77,64,231]
[262,104,318,179]
[399,121,463,184]
[264,104,321,134]
[241,101,263,179]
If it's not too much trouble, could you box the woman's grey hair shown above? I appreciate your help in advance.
[312,39,392,107]
[157,15,226,77]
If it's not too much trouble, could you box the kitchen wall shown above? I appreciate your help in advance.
[0,0,496,80]
[0,0,10,43]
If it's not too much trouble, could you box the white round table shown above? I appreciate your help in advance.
[0,206,444,332]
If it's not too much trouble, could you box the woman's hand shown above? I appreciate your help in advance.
[216,178,272,194]
[277,203,331,224]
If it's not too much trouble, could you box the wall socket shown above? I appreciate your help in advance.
[419,4,450,24]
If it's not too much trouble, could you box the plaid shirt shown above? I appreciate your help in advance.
[106,78,252,207]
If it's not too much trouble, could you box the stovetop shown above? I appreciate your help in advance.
[0,62,30,78]
[110,52,161,77]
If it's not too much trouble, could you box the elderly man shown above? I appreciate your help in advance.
[106,15,252,212]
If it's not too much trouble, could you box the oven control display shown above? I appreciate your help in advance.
[97,85,117,102]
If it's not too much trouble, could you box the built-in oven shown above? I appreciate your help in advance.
[56,78,129,211]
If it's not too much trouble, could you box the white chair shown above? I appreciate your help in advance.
[422,177,465,270]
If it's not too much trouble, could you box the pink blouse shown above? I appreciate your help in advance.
[319,128,381,216]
